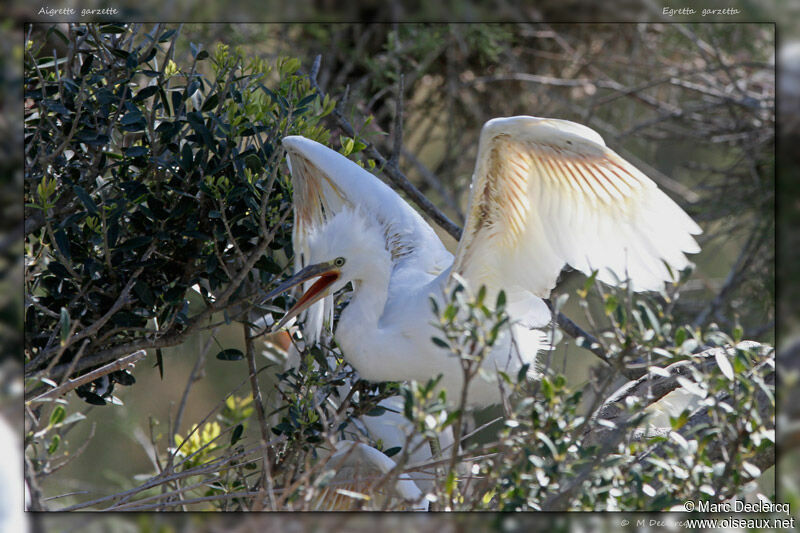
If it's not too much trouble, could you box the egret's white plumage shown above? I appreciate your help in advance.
[268,116,701,407]
[314,439,426,510]
[278,338,453,510]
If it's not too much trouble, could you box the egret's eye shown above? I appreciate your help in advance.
[333,257,346,267]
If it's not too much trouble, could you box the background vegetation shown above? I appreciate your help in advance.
[16,20,781,521]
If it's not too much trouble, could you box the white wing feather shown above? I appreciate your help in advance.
[282,136,451,341]
[316,440,426,510]
[450,116,702,301]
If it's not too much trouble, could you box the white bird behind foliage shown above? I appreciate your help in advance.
[274,115,701,408]
[278,339,452,510]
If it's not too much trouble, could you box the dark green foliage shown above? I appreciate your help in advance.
[24,24,334,397]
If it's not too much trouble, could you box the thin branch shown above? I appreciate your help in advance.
[390,73,404,165]
[693,221,769,328]
[27,350,147,404]
[244,324,277,510]
[583,341,768,447]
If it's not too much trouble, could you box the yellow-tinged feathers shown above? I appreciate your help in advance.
[451,116,701,299]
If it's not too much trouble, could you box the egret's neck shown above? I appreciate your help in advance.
[334,256,393,379]
[339,257,392,330]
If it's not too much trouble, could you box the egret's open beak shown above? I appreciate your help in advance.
[262,261,341,331]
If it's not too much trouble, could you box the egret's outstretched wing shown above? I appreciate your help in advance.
[282,137,452,340]
[450,116,702,300]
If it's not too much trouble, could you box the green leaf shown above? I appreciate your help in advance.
[124,146,149,157]
[36,56,68,69]
[100,24,127,34]
[517,363,530,384]
[134,85,159,102]
[540,377,554,400]
[133,281,155,307]
[383,446,402,458]
[62,412,87,426]
[201,92,219,112]
[476,285,486,305]
[59,307,70,344]
[110,48,130,60]
[121,111,144,126]
[340,136,355,156]
[677,376,706,398]
[48,435,61,455]
[79,53,94,76]
[216,349,244,361]
[279,57,301,76]
[431,337,449,349]
[496,290,506,309]
[158,29,176,42]
[73,185,98,215]
[536,430,558,458]
[230,424,244,446]
[442,469,457,495]
[733,324,743,342]
[49,405,66,426]
[429,297,439,316]
[582,270,599,293]
[674,326,687,347]
[54,229,71,260]
[187,111,215,149]
[670,410,690,430]
[155,349,164,379]
[47,261,70,278]
[639,301,661,336]
[46,25,69,45]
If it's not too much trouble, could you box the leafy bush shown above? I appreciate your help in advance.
[24,25,333,391]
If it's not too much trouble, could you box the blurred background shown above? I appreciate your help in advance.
[1,0,795,531]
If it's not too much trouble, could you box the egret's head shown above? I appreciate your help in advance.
[262,208,391,330]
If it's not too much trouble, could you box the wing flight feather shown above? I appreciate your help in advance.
[450,116,702,302]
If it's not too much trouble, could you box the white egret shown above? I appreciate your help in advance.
[263,116,701,408]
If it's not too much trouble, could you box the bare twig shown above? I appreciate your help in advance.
[390,73,404,165]
[693,222,770,328]
[244,324,277,510]
[27,349,147,404]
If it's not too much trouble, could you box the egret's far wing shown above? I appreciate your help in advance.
[282,137,452,340]
[450,116,702,302]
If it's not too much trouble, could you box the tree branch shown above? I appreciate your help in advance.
[584,341,769,448]
[27,349,147,404]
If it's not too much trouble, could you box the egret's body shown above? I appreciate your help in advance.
[266,116,701,407]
